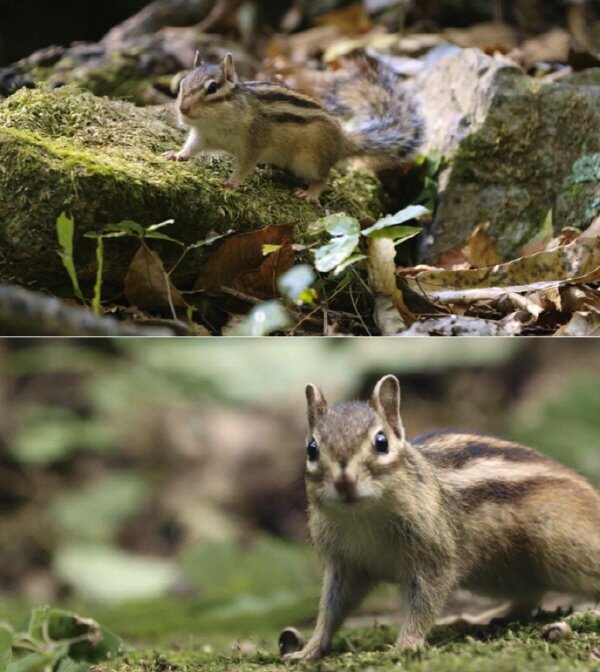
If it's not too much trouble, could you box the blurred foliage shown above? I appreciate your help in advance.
[510,374,600,484]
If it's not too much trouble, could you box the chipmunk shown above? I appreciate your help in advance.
[285,374,600,661]
[163,52,423,202]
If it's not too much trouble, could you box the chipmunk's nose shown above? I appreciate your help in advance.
[179,102,191,116]
[334,471,357,500]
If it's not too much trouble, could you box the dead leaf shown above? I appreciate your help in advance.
[519,210,554,257]
[443,22,519,52]
[124,244,186,312]
[516,28,571,67]
[398,315,512,336]
[555,310,600,336]
[367,237,414,332]
[462,222,502,268]
[407,234,600,301]
[434,245,471,270]
[194,225,295,309]
[581,216,600,239]
[314,4,372,34]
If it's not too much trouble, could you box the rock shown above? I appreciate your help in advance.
[541,621,573,642]
[418,48,600,258]
[0,86,382,291]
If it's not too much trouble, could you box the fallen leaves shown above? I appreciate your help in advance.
[194,224,295,310]
[372,221,600,336]
[125,244,186,312]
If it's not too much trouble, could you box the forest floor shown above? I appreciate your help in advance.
[5,593,600,672]
[98,611,600,672]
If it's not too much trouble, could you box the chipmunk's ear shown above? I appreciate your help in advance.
[193,51,201,68]
[371,375,405,442]
[306,384,327,430]
[221,53,237,83]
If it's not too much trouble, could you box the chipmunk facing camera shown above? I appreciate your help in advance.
[285,375,600,661]
[163,52,423,202]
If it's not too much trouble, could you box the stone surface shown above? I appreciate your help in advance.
[418,48,600,258]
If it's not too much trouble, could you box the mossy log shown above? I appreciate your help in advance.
[0,86,382,291]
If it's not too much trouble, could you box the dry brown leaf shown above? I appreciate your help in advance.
[560,285,600,313]
[555,310,600,336]
[443,21,519,52]
[581,216,600,238]
[516,28,571,66]
[313,3,372,34]
[407,234,600,301]
[194,225,294,308]
[124,244,186,312]
[462,222,502,268]
[399,315,511,336]
[434,245,471,270]
[367,237,415,332]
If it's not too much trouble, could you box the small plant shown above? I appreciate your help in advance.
[0,606,130,672]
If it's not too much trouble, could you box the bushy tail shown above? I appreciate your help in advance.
[323,56,425,167]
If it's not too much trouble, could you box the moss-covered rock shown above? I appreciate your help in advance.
[0,86,382,290]
[418,49,600,258]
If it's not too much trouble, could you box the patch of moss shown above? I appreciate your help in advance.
[564,154,600,186]
[0,86,382,290]
[89,617,600,672]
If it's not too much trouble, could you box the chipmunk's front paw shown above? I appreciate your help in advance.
[293,188,320,205]
[222,177,241,189]
[283,644,324,663]
[162,150,189,162]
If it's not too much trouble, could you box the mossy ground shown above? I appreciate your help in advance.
[0,85,382,289]
[5,594,600,672]
[92,612,600,672]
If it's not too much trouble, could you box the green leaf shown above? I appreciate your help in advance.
[142,231,185,245]
[51,472,149,542]
[277,265,316,302]
[10,407,115,465]
[319,213,360,236]
[105,220,145,236]
[7,652,55,672]
[43,610,130,663]
[91,236,103,317]
[367,225,422,243]
[314,233,360,273]
[55,658,89,672]
[233,301,291,336]
[56,213,85,303]
[146,219,175,232]
[0,624,12,671]
[53,545,178,603]
[362,205,430,238]
[262,244,281,255]
[332,253,367,275]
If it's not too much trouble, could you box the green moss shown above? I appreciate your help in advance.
[564,154,600,186]
[88,617,600,672]
[0,86,382,289]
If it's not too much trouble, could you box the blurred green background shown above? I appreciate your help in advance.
[0,338,599,645]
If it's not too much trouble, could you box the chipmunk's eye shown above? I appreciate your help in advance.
[307,438,319,462]
[374,432,388,454]
[205,81,219,95]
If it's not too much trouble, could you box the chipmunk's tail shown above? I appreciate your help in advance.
[323,57,425,167]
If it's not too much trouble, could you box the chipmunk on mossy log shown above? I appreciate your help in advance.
[163,52,423,203]
[285,374,600,661]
